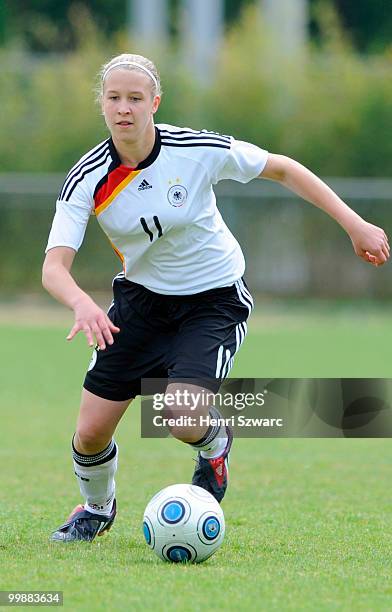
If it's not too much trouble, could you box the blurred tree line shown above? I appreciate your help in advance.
[1,0,391,52]
[0,2,390,176]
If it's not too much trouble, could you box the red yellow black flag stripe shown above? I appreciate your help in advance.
[94,167,141,216]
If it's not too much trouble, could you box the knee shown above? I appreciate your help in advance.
[74,427,111,455]
[162,405,208,443]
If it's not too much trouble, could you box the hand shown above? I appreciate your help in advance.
[349,219,390,267]
[66,296,120,350]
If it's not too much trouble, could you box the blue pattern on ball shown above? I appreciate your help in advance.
[202,516,220,540]
[167,546,191,562]
[142,521,151,545]
[161,501,185,524]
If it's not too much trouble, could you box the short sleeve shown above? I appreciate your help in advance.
[45,180,93,253]
[213,138,269,184]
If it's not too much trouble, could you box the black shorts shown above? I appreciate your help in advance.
[83,277,253,401]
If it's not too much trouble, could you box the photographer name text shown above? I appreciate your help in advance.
[152,415,283,428]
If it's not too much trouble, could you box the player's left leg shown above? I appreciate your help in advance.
[166,278,253,502]
[164,381,232,503]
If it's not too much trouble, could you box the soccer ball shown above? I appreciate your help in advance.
[142,484,225,563]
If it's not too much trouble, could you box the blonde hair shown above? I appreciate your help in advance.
[97,53,162,101]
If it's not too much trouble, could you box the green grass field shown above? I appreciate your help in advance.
[1,303,392,611]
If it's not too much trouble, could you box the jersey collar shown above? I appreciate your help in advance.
[108,127,161,170]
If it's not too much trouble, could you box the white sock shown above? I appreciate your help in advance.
[72,438,118,516]
[190,408,228,459]
[200,434,227,459]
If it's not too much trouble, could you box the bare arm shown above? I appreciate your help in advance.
[42,247,120,349]
[259,154,390,266]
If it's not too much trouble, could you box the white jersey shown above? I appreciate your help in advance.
[46,123,268,295]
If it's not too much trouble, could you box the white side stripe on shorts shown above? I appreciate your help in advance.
[235,325,240,353]
[215,345,224,378]
[215,322,249,379]
[235,280,253,316]
[236,321,247,351]
[238,278,253,305]
[227,356,234,374]
[220,349,232,378]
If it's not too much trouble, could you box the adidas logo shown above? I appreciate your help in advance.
[215,463,223,477]
[138,179,152,191]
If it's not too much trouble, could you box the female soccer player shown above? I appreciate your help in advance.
[42,53,389,542]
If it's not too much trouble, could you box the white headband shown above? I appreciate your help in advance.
[102,61,158,90]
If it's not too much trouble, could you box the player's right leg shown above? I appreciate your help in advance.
[51,278,157,542]
[51,390,131,542]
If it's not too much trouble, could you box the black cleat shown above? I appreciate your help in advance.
[51,499,117,542]
[192,427,233,503]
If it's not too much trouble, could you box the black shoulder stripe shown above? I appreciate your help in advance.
[159,130,231,144]
[159,128,203,136]
[60,146,110,201]
[59,141,110,200]
[60,144,110,200]
[161,141,230,150]
[68,140,109,177]
[159,134,231,145]
[63,151,111,202]
[160,128,231,140]
[61,140,109,183]
[201,129,231,140]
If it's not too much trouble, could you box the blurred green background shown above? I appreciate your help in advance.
[0,0,390,296]
[1,1,392,174]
